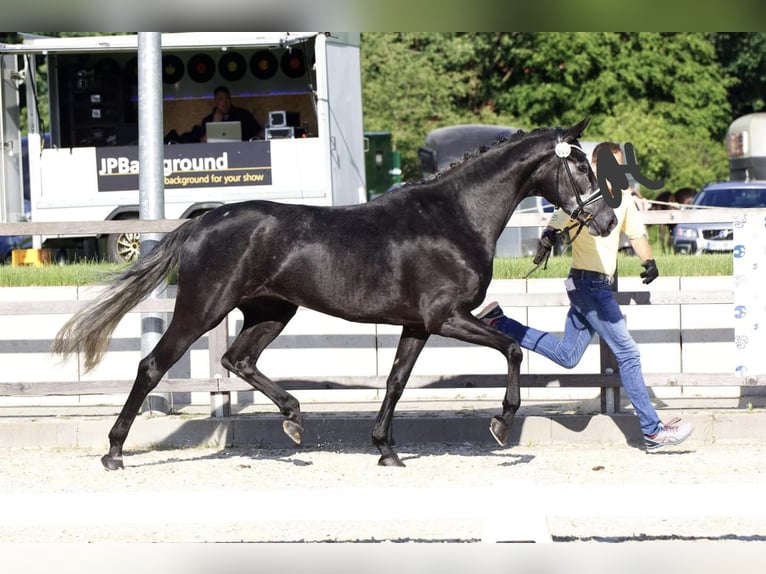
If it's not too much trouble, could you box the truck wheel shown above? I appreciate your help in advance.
[106,231,141,263]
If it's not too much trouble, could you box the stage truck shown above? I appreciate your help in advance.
[0,32,365,262]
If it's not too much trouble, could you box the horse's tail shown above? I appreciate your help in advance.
[53,219,199,372]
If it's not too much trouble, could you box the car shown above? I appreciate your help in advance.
[0,199,33,264]
[672,181,766,254]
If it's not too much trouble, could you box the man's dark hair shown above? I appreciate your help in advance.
[213,85,231,97]
[591,141,621,165]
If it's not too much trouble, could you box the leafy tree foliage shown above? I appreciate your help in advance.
[362,32,741,194]
[361,33,519,183]
[708,32,766,119]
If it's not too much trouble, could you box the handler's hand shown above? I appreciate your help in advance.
[640,259,659,284]
[533,228,557,265]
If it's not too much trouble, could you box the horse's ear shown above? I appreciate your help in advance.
[564,117,591,141]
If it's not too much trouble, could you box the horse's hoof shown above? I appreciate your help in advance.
[489,416,509,446]
[101,454,124,471]
[282,420,303,445]
[378,453,405,467]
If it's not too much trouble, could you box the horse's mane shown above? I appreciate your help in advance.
[391,126,551,193]
[436,127,539,177]
[390,128,550,196]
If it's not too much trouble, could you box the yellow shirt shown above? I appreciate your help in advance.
[548,189,647,276]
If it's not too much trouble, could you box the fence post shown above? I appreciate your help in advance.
[600,268,621,414]
[209,316,231,417]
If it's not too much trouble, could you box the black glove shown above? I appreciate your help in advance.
[640,258,659,284]
[533,228,557,265]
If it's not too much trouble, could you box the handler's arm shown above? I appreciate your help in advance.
[630,234,653,262]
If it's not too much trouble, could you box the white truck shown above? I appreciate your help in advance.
[0,32,366,262]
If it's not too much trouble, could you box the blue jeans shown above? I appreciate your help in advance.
[493,276,661,436]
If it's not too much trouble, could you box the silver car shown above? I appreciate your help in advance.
[673,181,766,254]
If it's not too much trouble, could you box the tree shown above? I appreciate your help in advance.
[361,33,520,181]
[362,33,740,194]
[600,102,729,192]
[708,32,766,119]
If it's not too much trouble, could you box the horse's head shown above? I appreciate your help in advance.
[532,118,617,237]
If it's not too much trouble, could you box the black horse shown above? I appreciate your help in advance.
[54,118,616,469]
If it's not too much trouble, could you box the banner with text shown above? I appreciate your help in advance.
[96,141,272,192]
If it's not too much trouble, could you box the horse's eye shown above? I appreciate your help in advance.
[577,163,589,173]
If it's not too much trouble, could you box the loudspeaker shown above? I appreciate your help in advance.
[265,127,295,139]
[268,110,300,128]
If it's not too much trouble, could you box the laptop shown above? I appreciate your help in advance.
[206,121,242,143]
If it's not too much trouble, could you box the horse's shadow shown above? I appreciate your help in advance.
[103,406,655,470]
[120,440,537,470]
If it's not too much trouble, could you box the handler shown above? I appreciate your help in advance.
[477,141,693,451]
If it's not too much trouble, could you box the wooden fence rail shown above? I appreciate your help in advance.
[0,286,753,416]
[0,210,756,417]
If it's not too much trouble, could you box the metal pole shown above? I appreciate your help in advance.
[1,54,24,225]
[137,32,170,414]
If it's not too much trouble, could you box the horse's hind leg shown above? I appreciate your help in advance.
[102,314,221,470]
[220,300,304,444]
[372,327,429,467]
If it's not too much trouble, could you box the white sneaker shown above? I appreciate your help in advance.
[476,301,504,326]
[644,419,693,451]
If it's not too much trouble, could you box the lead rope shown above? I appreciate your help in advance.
[523,249,552,279]
[523,221,586,279]
[525,135,594,279]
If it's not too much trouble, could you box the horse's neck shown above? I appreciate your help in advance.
[452,157,534,249]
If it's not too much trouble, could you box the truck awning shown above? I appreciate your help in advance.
[0,32,322,54]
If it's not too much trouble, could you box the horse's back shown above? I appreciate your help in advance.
[177,194,490,323]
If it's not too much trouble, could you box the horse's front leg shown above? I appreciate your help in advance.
[489,341,523,446]
[372,327,429,467]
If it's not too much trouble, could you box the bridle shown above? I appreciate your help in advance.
[553,126,604,234]
[523,128,606,278]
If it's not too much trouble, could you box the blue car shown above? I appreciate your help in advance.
[1,135,48,264]
[0,199,32,264]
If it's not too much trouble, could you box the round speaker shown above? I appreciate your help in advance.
[187,53,216,83]
[281,49,306,78]
[161,55,184,84]
[250,50,278,80]
[94,57,121,76]
[219,52,247,82]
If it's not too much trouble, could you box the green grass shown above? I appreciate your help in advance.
[0,262,125,287]
[497,253,733,280]
[0,252,733,287]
